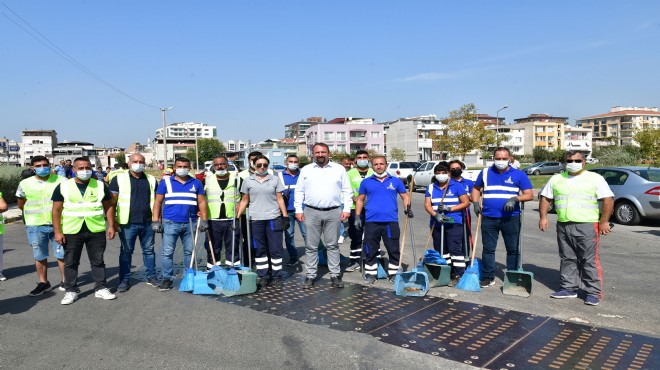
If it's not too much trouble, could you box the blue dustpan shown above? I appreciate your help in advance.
[192,271,221,295]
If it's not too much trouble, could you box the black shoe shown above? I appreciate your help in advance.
[29,281,52,296]
[272,278,284,288]
[345,260,361,272]
[159,279,173,291]
[364,275,377,285]
[303,278,315,289]
[330,276,344,288]
[286,259,299,267]
[146,276,159,287]
[449,275,461,287]
[258,277,270,288]
[480,279,495,288]
[117,280,130,293]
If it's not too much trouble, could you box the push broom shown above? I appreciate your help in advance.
[456,197,482,292]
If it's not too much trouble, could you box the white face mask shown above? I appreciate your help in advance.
[356,159,369,168]
[215,169,228,176]
[131,163,145,173]
[566,162,583,173]
[287,163,299,171]
[76,170,93,181]
[374,171,388,178]
[175,168,190,177]
[494,160,509,170]
[435,174,449,183]
[255,169,268,176]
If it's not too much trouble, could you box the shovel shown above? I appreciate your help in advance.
[503,202,534,297]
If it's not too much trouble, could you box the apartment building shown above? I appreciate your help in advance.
[0,138,21,166]
[154,121,217,166]
[383,115,445,162]
[20,129,57,166]
[577,106,660,146]
[303,121,384,155]
[505,114,570,155]
[284,117,324,139]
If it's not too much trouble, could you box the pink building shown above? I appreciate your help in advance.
[304,121,384,155]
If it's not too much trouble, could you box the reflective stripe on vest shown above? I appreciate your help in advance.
[552,171,601,223]
[163,176,198,206]
[20,175,65,226]
[482,168,520,199]
[205,173,239,219]
[347,168,373,209]
[116,172,156,224]
[61,178,106,234]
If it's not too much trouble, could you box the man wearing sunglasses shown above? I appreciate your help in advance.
[539,151,613,306]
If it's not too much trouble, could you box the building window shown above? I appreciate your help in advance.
[336,144,346,153]
[324,132,335,141]
[371,132,380,138]
[371,144,380,151]
[336,132,346,141]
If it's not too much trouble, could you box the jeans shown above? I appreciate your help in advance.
[118,222,156,281]
[161,219,194,280]
[26,225,64,261]
[63,231,107,292]
[480,215,521,280]
[284,213,306,260]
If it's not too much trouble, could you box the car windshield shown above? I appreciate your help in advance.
[630,168,660,182]
[400,162,418,169]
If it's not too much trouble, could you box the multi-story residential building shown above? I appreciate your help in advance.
[20,129,58,166]
[224,140,248,152]
[0,138,21,166]
[284,117,325,139]
[383,115,445,162]
[577,106,660,146]
[154,121,217,167]
[53,141,99,167]
[303,121,384,156]
[562,126,593,154]
[485,124,525,156]
[507,114,569,155]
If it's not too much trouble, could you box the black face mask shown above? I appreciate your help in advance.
[450,169,462,177]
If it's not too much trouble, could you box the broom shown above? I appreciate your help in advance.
[393,177,414,292]
[456,197,482,292]
[206,229,227,288]
[179,217,200,292]
[223,179,242,292]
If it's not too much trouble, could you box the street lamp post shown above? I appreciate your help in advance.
[160,106,173,169]
[496,105,509,147]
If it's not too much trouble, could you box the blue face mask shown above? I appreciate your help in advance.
[35,167,51,177]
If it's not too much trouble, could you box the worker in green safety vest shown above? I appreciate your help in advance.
[16,155,66,295]
[204,155,241,268]
[110,153,159,292]
[0,191,7,281]
[344,150,374,273]
[539,150,614,307]
[52,156,117,305]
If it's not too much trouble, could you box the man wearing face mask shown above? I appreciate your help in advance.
[110,153,158,292]
[539,151,613,306]
[204,155,241,269]
[471,147,533,288]
[152,157,208,292]
[344,150,374,272]
[277,154,306,266]
[355,156,410,283]
[16,156,67,296]
[51,156,117,305]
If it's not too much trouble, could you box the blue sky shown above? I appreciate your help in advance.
[1,1,659,147]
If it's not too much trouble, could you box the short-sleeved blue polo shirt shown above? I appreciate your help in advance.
[425,179,467,225]
[474,166,532,218]
[358,174,406,222]
[278,171,300,211]
[157,176,205,223]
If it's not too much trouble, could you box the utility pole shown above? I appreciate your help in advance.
[160,107,173,168]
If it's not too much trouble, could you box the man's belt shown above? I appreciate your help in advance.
[305,204,340,211]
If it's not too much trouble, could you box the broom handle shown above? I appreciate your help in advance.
[207,229,218,265]
[189,217,201,269]
[398,176,415,268]
[469,195,483,268]
[424,182,447,251]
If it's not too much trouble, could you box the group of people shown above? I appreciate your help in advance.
[0,142,613,307]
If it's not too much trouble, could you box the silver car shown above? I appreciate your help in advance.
[523,161,565,175]
[589,167,660,225]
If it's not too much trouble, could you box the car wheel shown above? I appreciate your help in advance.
[533,170,540,175]
[614,200,641,226]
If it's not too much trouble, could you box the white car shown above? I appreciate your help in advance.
[412,161,481,191]
[586,157,599,164]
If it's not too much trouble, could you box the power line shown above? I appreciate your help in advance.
[0,2,161,109]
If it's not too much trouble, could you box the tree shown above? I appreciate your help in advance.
[634,127,660,164]
[185,138,227,169]
[115,151,127,166]
[592,145,640,166]
[329,150,349,163]
[432,103,496,160]
[389,147,406,161]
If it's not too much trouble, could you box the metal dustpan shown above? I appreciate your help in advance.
[503,202,533,297]
[395,204,428,297]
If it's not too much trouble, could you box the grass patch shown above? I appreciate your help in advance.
[529,174,551,189]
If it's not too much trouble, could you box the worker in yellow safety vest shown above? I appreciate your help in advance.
[52,156,117,305]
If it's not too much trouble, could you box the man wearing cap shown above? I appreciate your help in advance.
[110,153,159,292]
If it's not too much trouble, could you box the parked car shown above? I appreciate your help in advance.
[272,164,286,171]
[386,161,420,184]
[586,157,599,164]
[411,161,440,190]
[589,166,660,225]
[523,161,565,175]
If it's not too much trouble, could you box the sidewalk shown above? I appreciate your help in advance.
[2,203,22,223]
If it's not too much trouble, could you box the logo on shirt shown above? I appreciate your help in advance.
[447,190,453,196]
[465,185,469,192]
[505,176,513,184]
[387,183,395,190]
[190,185,196,192]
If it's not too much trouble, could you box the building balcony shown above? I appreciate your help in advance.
[418,138,433,148]
[350,136,367,142]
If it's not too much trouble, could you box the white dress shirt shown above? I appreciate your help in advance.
[294,161,353,213]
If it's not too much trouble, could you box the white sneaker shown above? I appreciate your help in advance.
[338,236,345,244]
[59,282,66,292]
[94,288,117,300]
[61,292,78,305]
[0,274,7,281]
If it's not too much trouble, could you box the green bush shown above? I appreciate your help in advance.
[592,145,641,166]
[0,166,24,204]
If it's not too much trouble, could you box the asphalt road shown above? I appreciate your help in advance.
[1,192,658,368]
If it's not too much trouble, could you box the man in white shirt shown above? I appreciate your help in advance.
[295,143,352,289]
